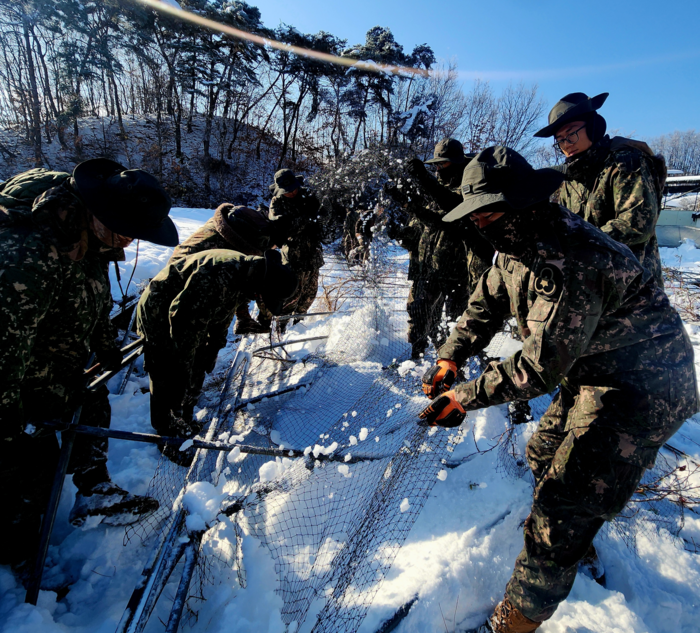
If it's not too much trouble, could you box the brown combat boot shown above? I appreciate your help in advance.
[489,597,540,633]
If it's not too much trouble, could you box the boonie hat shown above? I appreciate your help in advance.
[424,138,466,165]
[273,169,303,194]
[534,92,609,138]
[73,158,177,246]
[443,146,565,222]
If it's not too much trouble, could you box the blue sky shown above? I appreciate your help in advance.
[248,0,700,140]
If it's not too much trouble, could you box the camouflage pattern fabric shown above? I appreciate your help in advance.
[136,249,266,434]
[558,135,665,288]
[438,204,698,622]
[268,188,328,271]
[259,188,330,324]
[170,203,270,264]
[0,180,124,563]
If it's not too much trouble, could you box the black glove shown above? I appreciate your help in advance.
[406,157,429,182]
[422,360,458,399]
[418,391,466,428]
[97,345,124,372]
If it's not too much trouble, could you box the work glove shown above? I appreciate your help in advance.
[418,391,466,428]
[97,345,124,372]
[422,359,458,399]
[405,157,429,182]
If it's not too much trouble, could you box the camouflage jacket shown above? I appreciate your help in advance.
[268,188,329,271]
[387,211,427,281]
[170,203,270,264]
[558,136,665,287]
[0,180,122,440]
[136,250,265,375]
[439,204,697,420]
[410,166,494,281]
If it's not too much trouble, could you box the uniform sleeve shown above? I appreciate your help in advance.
[601,157,659,247]
[167,265,239,371]
[0,237,59,437]
[437,265,510,367]
[453,259,609,411]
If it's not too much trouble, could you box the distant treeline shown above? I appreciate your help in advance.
[0,0,548,181]
[651,130,700,176]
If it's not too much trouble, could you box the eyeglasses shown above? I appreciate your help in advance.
[553,123,587,150]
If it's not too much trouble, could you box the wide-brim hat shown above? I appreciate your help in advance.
[424,138,467,165]
[73,158,178,246]
[260,249,298,316]
[534,92,609,138]
[273,168,304,194]
[443,146,566,222]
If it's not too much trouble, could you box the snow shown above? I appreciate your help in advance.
[2,208,700,633]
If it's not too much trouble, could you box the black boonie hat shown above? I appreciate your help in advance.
[534,92,609,138]
[273,169,303,194]
[443,146,565,222]
[226,205,271,253]
[424,138,466,165]
[260,249,298,316]
[73,158,178,246]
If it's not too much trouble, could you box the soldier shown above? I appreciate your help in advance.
[534,92,666,288]
[136,249,297,465]
[0,159,176,568]
[384,185,440,359]
[408,138,495,300]
[265,169,329,323]
[420,146,698,632]
[387,139,495,358]
[169,203,274,335]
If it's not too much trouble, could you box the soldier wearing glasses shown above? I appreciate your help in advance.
[535,92,667,288]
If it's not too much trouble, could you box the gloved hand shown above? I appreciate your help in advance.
[418,391,466,428]
[422,359,458,398]
[97,345,124,372]
[406,157,429,181]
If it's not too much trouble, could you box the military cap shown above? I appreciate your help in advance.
[273,169,303,194]
[73,158,177,246]
[534,92,609,138]
[424,138,467,165]
[443,146,565,222]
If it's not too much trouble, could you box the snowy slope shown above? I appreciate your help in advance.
[1,210,700,633]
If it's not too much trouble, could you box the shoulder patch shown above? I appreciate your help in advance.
[534,265,563,299]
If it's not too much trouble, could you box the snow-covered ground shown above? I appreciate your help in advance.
[2,210,700,633]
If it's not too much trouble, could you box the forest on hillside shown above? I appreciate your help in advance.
[1,0,699,207]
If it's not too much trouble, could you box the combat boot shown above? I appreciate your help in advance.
[579,543,606,586]
[69,481,159,527]
[233,314,270,335]
[465,597,540,633]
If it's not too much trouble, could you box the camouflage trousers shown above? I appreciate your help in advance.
[258,267,321,327]
[407,276,471,356]
[506,367,694,622]
[0,385,111,566]
[145,342,216,437]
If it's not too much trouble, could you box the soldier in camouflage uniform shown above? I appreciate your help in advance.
[263,169,330,324]
[0,159,176,566]
[535,92,666,288]
[136,249,296,465]
[387,140,494,358]
[168,203,274,335]
[420,147,698,632]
